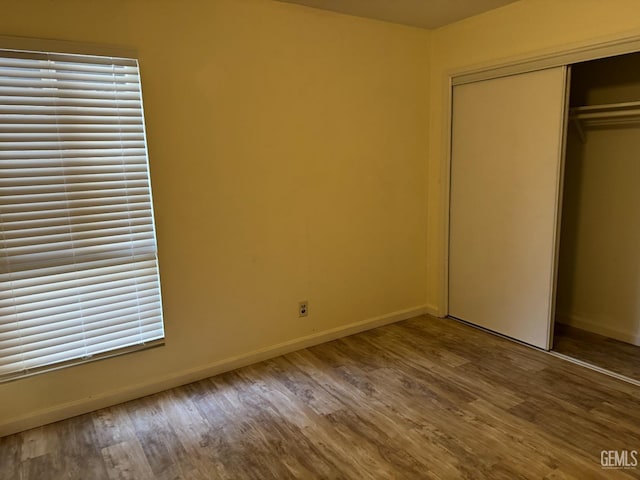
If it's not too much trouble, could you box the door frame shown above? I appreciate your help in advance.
[440,32,640,321]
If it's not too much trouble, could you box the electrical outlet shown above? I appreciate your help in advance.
[298,301,308,317]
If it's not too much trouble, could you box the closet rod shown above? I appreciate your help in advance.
[570,100,640,118]
[571,100,640,112]
[569,100,640,143]
[571,109,640,120]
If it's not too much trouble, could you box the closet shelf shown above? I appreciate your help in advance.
[570,101,640,141]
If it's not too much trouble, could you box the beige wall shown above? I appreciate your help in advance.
[0,0,430,433]
[427,0,640,313]
[6,0,640,435]
[557,126,640,345]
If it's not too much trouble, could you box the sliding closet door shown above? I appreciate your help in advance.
[449,67,568,350]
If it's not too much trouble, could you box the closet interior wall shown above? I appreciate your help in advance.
[556,52,640,347]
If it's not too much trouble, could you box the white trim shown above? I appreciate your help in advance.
[546,66,572,350]
[424,303,444,318]
[556,313,640,347]
[439,73,453,318]
[0,34,137,59]
[0,305,428,437]
[451,29,640,85]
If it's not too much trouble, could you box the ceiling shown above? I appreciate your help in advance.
[278,0,520,29]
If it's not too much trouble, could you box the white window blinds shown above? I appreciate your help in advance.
[0,48,164,381]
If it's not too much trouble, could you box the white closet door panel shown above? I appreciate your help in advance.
[449,67,567,350]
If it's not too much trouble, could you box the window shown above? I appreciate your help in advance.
[0,47,164,381]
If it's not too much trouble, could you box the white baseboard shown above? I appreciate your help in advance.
[424,303,445,318]
[0,305,428,437]
[556,313,640,347]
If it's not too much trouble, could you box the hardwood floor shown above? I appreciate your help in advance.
[553,323,640,381]
[2,315,640,479]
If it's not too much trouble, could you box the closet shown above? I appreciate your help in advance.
[449,51,640,380]
[554,53,640,380]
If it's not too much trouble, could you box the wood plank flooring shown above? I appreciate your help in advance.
[554,323,640,381]
[2,315,640,479]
